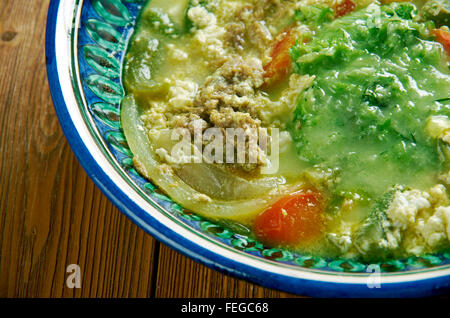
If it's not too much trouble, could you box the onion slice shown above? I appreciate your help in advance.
[121,96,302,221]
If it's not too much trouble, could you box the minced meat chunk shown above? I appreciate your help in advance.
[193,56,265,123]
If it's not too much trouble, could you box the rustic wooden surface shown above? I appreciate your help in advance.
[0,0,297,298]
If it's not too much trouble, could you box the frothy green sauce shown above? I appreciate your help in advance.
[290,3,450,198]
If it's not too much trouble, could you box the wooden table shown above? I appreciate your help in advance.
[0,0,296,298]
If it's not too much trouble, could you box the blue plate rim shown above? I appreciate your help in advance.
[45,0,450,297]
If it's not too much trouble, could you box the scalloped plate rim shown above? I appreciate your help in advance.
[45,0,450,297]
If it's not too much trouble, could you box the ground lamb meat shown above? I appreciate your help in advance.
[209,107,259,129]
[248,20,273,51]
[225,22,246,51]
[193,56,265,121]
[167,56,270,172]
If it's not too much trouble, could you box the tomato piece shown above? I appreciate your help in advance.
[263,29,298,87]
[433,28,450,56]
[334,0,355,18]
[254,191,325,246]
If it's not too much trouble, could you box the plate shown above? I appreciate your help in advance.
[46,0,450,297]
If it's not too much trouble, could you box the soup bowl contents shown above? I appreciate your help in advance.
[121,0,450,263]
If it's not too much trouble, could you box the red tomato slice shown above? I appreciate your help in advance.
[334,0,356,18]
[254,190,325,246]
[263,29,298,87]
[433,28,450,56]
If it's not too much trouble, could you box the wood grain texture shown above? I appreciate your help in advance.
[154,245,297,298]
[0,0,296,298]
